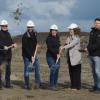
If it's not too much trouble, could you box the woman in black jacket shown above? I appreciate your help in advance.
[46,24,60,91]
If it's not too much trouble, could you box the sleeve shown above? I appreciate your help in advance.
[0,39,4,49]
[0,37,5,49]
[0,44,4,49]
[8,32,14,45]
[87,33,97,51]
[64,38,79,49]
[0,32,14,49]
[0,35,5,49]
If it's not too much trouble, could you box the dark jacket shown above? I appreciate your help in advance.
[46,34,60,59]
[0,30,13,59]
[22,31,37,61]
[87,28,100,56]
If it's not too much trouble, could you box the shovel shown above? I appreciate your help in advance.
[50,49,62,72]
[29,45,38,72]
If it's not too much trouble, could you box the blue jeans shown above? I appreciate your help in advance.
[89,56,100,89]
[23,56,41,86]
[46,55,60,87]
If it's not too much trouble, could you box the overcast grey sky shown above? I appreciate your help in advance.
[0,0,100,35]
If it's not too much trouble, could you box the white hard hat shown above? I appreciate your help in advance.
[67,23,78,29]
[0,20,8,26]
[50,24,58,30]
[27,20,35,27]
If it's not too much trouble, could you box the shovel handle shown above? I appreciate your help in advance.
[7,45,14,49]
[33,44,38,59]
[55,48,62,64]
[0,45,14,51]
[56,56,60,64]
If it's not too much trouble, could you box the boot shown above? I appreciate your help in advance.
[5,81,13,88]
[24,77,31,90]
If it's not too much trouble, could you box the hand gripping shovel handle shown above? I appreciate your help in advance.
[8,45,14,49]
[55,48,62,64]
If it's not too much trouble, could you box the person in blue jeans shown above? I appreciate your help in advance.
[22,20,41,90]
[86,18,100,92]
[46,24,60,91]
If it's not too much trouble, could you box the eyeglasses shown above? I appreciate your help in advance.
[1,25,8,27]
[27,27,33,28]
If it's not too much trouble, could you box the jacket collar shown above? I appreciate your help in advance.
[27,32,31,38]
[91,27,100,31]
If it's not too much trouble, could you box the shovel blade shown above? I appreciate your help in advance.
[28,63,34,72]
[50,64,60,71]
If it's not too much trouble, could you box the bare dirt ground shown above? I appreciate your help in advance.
[0,36,100,100]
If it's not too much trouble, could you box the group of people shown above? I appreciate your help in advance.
[0,18,100,92]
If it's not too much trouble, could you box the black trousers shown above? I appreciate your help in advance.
[0,57,11,83]
[67,54,81,89]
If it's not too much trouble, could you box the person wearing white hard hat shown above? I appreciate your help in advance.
[46,24,61,91]
[27,20,35,27]
[0,20,17,89]
[67,23,79,29]
[60,23,82,91]
[22,20,41,90]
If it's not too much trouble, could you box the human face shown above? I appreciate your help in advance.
[1,25,8,31]
[27,27,34,32]
[69,29,74,36]
[95,20,100,29]
[51,30,58,37]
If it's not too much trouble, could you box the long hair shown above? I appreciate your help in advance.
[73,28,81,36]
[68,28,81,37]
[49,29,59,37]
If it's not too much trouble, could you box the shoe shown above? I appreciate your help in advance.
[89,87,100,93]
[5,84,13,88]
[5,82,13,88]
[5,81,13,88]
[24,85,31,90]
[89,86,98,92]
[50,87,59,91]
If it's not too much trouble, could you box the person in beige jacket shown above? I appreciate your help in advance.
[61,23,82,90]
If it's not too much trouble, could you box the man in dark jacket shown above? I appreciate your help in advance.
[0,20,17,89]
[87,18,100,92]
[22,20,41,90]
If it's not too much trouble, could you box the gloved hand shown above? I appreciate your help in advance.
[4,46,9,50]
